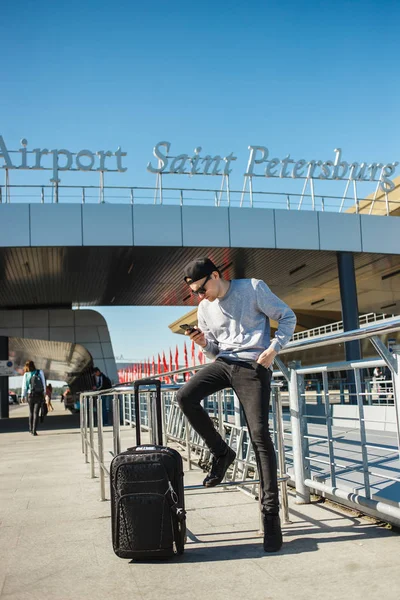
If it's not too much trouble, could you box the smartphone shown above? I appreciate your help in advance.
[180,324,197,334]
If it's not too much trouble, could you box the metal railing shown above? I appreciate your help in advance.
[1,183,399,215]
[80,376,291,524]
[275,318,400,526]
[292,312,397,341]
[81,318,400,526]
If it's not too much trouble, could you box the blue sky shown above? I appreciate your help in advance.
[2,0,399,375]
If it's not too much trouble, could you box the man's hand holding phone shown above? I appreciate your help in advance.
[180,324,207,348]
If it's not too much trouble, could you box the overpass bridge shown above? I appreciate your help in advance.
[0,186,399,417]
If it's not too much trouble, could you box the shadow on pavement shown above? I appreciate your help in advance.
[126,519,397,564]
[0,412,80,433]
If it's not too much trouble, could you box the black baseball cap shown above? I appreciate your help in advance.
[183,257,219,284]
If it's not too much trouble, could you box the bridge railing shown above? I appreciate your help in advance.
[292,312,396,341]
[80,377,291,525]
[80,317,400,526]
[1,183,399,215]
[274,318,400,526]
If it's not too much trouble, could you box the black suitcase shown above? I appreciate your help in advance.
[110,378,186,559]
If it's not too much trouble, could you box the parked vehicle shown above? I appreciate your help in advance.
[8,392,18,404]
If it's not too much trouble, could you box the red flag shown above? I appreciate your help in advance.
[174,345,180,383]
[169,348,173,373]
[157,354,161,375]
[191,340,196,366]
[162,351,168,372]
[184,342,190,381]
[152,356,155,376]
[162,351,171,383]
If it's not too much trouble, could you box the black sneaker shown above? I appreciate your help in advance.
[203,447,236,487]
[263,515,282,552]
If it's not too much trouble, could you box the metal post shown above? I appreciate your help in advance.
[0,336,9,419]
[385,191,390,216]
[99,171,105,203]
[339,179,350,212]
[288,363,311,504]
[113,394,121,456]
[82,188,85,204]
[54,181,59,204]
[392,352,400,460]
[322,371,336,487]
[298,173,310,210]
[275,387,291,524]
[353,180,359,214]
[97,396,106,501]
[149,391,157,445]
[128,392,133,426]
[80,393,85,454]
[89,396,95,478]
[354,368,371,498]
[83,396,89,463]
[5,169,10,203]
[161,391,167,446]
[130,188,134,204]
[134,389,141,445]
[310,177,315,210]
[41,187,45,204]
[217,391,224,436]
[185,416,192,470]
[146,392,152,441]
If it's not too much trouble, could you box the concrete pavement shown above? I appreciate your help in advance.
[1,403,399,600]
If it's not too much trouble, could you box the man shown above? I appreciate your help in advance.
[92,367,112,425]
[177,257,296,552]
[21,360,46,436]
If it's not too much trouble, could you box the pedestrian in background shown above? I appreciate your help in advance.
[92,367,112,425]
[21,360,46,436]
[45,383,54,412]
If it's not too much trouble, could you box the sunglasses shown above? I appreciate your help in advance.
[190,273,212,296]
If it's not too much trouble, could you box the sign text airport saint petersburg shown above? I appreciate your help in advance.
[0,135,397,192]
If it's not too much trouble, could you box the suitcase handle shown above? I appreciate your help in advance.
[134,379,163,446]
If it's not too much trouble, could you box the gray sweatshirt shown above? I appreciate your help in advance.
[197,278,296,362]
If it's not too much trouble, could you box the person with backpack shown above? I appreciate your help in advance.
[92,367,112,425]
[21,360,46,436]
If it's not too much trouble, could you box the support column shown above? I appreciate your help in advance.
[0,336,9,419]
[337,252,361,404]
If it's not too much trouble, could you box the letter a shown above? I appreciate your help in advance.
[0,135,14,168]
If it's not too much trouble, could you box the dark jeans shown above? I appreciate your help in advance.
[176,357,279,515]
[28,395,43,433]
